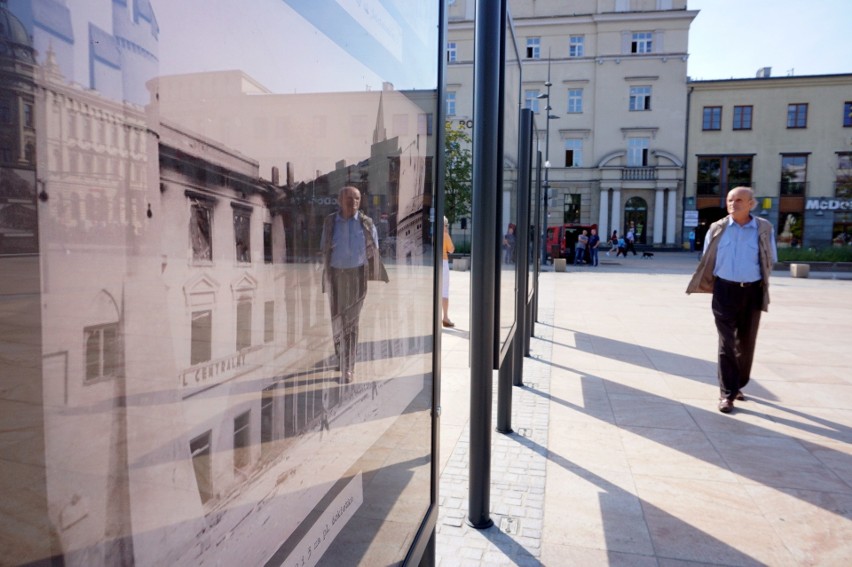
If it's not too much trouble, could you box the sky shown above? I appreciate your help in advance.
[687,0,852,80]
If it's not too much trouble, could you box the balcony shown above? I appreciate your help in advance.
[622,167,656,181]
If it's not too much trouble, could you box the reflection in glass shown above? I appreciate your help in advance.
[0,0,438,565]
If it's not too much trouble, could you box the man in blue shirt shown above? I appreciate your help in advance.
[321,186,388,383]
[686,187,777,413]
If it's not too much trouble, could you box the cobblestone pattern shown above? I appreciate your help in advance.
[436,307,555,566]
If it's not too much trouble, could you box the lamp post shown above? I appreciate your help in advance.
[537,56,559,264]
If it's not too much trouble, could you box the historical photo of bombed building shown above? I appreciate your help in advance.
[0,1,442,565]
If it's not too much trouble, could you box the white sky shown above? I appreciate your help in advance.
[687,0,852,80]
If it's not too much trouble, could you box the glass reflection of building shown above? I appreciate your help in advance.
[2,1,439,565]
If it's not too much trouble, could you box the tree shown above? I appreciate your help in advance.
[443,121,472,229]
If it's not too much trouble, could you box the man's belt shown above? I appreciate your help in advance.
[717,277,761,288]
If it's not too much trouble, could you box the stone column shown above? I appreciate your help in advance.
[611,189,622,237]
[654,188,665,244]
[598,189,609,238]
[666,188,678,245]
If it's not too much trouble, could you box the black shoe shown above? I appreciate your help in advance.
[735,391,745,401]
[718,398,734,413]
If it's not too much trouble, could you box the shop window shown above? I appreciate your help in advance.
[780,155,807,195]
[787,103,808,128]
[236,300,252,351]
[191,310,212,365]
[836,153,852,198]
[234,411,251,471]
[733,105,753,130]
[233,206,251,263]
[264,301,274,343]
[84,323,119,382]
[189,431,213,504]
[702,106,721,130]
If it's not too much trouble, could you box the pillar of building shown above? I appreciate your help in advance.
[666,188,678,245]
[611,189,622,236]
[654,188,665,244]
[598,189,609,238]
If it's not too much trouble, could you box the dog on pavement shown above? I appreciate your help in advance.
[641,251,654,259]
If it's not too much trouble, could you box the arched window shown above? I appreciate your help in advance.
[624,196,648,244]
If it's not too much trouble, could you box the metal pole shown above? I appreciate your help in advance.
[512,109,533,387]
[468,0,501,530]
[541,57,552,267]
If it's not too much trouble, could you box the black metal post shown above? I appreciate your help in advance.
[468,0,501,530]
[512,109,533,385]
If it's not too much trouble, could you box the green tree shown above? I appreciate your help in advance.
[443,121,472,229]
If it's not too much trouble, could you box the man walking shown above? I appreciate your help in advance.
[686,187,776,413]
[321,186,389,383]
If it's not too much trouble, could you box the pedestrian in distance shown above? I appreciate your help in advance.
[441,216,455,328]
[588,228,600,267]
[574,229,588,265]
[626,227,637,255]
[606,230,618,256]
[686,186,777,414]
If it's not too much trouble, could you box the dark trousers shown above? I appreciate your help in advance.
[328,266,367,375]
[712,278,763,400]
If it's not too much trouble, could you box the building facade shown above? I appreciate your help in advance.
[686,73,852,249]
[448,0,696,246]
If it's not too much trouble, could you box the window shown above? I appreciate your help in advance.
[787,103,808,128]
[564,139,583,167]
[526,37,540,59]
[446,91,456,116]
[780,154,807,195]
[234,411,251,471]
[569,36,584,57]
[733,105,753,130]
[698,155,753,195]
[702,106,722,130]
[261,386,275,452]
[236,300,252,351]
[631,32,653,54]
[84,323,119,382]
[629,86,651,111]
[563,194,581,223]
[233,206,251,263]
[263,222,272,263]
[837,153,852,198]
[627,137,649,166]
[23,103,33,128]
[844,102,852,127]
[524,89,540,113]
[264,301,274,343]
[567,89,583,113]
[697,157,721,196]
[447,41,457,62]
[189,431,213,504]
[190,201,213,262]
[191,310,212,365]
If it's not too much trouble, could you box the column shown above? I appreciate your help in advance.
[611,189,622,236]
[666,188,678,245]
[653,188,665,244]
[598,189,609,238]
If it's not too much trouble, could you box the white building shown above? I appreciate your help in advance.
[447,0,697,246]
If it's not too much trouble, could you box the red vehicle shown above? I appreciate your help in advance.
[545,223,596,263]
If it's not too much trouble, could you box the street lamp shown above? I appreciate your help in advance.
[537,56,559,264]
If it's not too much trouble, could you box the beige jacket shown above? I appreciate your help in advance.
[685,216,775,311]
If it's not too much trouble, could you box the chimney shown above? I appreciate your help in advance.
[271,166,279,185]
[756,67,771,78]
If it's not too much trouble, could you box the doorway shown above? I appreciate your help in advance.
[624,197,648,244]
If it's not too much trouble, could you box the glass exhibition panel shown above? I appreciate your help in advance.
[496,9,520,358]
[0,1,440,565]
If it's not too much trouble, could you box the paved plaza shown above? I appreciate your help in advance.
[436,251,852,566]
